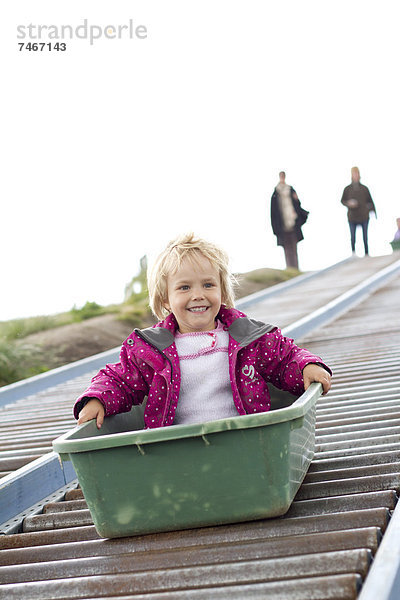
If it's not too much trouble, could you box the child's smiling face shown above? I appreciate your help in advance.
[164,253,222,333]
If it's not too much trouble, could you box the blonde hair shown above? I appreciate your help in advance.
[148,233,237,320]
[351,166,360,176]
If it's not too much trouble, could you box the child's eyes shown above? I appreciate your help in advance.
[177,283,215,291]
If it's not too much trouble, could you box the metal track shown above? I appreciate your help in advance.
[0,254,399,599]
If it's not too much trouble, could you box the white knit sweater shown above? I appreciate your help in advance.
[173,320,237,425]
[276,182,297,231]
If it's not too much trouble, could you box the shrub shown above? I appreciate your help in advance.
[70,301,105,322]
[0,338,49,386]
[0,316,60,341]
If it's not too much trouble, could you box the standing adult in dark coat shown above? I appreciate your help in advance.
[341,166,376,256]
[270,171,309,270]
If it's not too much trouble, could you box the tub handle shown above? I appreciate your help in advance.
[136,443,146,456]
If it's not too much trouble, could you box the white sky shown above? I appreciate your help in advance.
[1,1,399,321]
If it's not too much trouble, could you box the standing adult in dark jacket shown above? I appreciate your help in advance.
[341,166,376,256]
[270,171,309,270]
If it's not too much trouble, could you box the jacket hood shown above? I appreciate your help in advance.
[135,306,276,351]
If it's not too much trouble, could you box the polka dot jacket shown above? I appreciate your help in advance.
[73,306,331,429]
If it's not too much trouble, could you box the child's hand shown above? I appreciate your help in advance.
[77,398,105,429]
[302,364,331,395]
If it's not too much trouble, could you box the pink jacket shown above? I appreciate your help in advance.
[74,306,331,429]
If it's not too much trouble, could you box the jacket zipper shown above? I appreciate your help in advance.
[230,344,247,415]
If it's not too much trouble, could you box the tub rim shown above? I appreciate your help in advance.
[53,382,321,456]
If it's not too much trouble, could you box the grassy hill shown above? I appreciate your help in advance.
[0,266,300,386]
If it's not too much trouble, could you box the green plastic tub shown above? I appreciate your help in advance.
[53,383,321,538]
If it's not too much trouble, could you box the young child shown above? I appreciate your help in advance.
[75,233,332,429]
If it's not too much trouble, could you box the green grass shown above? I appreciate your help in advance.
[118,286,154,327]
[0,300,120,386]
[0,296,152,386]
[0,338,51,387]
[69,301,116,322]
[243,267,300,285]
[0,315,64,341]
[0,303,119,341]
